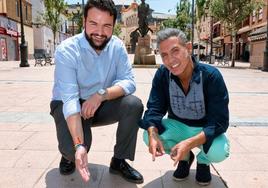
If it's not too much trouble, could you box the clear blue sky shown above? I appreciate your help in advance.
[65,0,178,14]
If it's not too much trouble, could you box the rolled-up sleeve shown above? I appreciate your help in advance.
[203,69,229,153]
[112,43,136,95]
[54,45,81,119]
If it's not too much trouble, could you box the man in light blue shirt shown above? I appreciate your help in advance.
[50,0,144,183]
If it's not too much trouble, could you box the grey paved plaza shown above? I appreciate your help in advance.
[0,55,268,187]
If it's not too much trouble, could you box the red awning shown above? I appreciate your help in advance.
[0,26,19,37]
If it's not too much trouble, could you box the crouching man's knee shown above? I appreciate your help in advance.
[121,95,144,116]
[206,134,230,163]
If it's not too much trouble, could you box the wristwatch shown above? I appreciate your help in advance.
[97,88,107,100]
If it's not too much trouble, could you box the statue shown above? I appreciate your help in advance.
[132,0,156,65]
[137,0,152,37]
[130,30,140,53]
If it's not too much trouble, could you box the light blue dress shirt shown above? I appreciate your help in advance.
[52,31,136,119]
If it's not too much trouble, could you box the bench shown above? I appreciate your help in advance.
[34,53,44,66]
[43,53,52,66]
[33,53,53,66]
[217,56,230,66]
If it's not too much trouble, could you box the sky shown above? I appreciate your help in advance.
[65,0,178,14]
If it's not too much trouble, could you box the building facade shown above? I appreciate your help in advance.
[32,0,69,56]
[0,0,33,61]
[66,3,82,36]
[199,0,268,68]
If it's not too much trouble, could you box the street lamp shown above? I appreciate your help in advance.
[82,0,85,9]
[262,3,268,71]
[19,0,29,67]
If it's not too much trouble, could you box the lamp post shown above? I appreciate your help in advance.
[262,3,268,71]
[82,0,85,9]
[19,0,29,67]
[191,0,194,55]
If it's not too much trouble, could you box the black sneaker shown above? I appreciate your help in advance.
[109,157,144,184]
[173,151,195,181]
[59,156,75,175]
[195,163,211,186]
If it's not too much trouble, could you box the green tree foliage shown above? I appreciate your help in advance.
[43,0,67,50]
[113,23,122,37]
[75,12,83,34]
[211,0,263,67]
[196,0,206,21]
[161,0,192,40]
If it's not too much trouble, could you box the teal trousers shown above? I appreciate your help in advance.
[143,118,230,165]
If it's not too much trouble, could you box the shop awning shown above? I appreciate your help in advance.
[249,26,267,41]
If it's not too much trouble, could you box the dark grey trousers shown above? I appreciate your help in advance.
[50,95,144,162]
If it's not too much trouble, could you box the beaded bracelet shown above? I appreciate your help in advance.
[74,143,87,151]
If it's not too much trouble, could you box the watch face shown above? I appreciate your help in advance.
[98,89,106,95]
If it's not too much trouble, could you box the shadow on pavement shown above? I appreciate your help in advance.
[45,163,139,188]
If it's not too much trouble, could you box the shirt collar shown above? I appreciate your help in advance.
[191,56,201,84]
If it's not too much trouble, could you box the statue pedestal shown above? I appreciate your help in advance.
[133,35,156,65]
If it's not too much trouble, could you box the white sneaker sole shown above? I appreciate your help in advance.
[196,180,211,186]
[172,176,188,181]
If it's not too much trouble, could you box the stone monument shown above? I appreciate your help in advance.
[133,0,155,65]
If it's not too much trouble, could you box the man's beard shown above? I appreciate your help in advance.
[85,32,111,51]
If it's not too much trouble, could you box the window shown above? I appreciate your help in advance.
[25,5,28,20]
[16,0,19,17]
[252,10,256,23]
[258,8,263,20]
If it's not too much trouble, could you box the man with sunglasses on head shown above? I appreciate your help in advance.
[50,0,144,183]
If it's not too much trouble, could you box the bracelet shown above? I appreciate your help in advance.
[74,143,87,151]
[148,126,158,135]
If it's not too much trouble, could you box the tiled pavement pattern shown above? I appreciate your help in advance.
[0,56,267,188]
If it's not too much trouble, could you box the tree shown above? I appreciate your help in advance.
[211,0,263,67]
[113,23,122,37]
[161,0,192,40]
[43,0,67,52]
[75,12,83,34]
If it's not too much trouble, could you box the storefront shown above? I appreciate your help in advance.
[0,16,19,61]
[249,26,267,69]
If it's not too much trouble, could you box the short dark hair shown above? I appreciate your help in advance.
[84,0,117,24]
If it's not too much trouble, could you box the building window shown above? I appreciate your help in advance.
[258,8,263,20]
[16,0,19,17]
[252,10,256,23]
[25,5,28,20]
